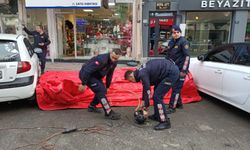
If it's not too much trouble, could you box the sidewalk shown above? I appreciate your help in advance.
[46,62,83,71]
[45,62,132,71]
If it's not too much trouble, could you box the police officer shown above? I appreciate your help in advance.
[124,59,179,130]
[164,25,190,114]
[23,25,51,74]
[78,49,122,120]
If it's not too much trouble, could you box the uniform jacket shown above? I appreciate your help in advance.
[134,59,179,107]
[23,27,51,51]
[79,53,117,88]
[166,36,190,73]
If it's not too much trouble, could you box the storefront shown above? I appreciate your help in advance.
[142,0,250,57]
[16,0,142,61]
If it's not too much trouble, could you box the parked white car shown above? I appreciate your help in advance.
[0,34,40,102]
[189,43,250,113]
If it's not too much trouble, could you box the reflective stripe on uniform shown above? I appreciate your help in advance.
[101,98,111,114]
[157,104,166,122]
[173,93,180,108]
[182,56,190,71]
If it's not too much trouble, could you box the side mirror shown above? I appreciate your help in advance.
[197,55,205,61]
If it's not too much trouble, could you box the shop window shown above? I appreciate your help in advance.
[56,3,133,58]
[26,9,48,42]
[186,12,232,57]
[245,12,250,42]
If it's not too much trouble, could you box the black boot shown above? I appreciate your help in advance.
[88,105,102,113]
[154,119,171,130]
[41,69,45,75]
[148,114,159,122]
[105,110,121,120]
[176,103,183,109]
[166,107,176,114]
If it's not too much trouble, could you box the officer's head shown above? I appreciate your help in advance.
[172,25,181,40]
[124,70,136,82]
[110,48,122,62]
[35,25,44,33]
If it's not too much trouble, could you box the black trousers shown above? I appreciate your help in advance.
[86,77,112,115]
[37,51,47,72]
[153,75,179,122]
[169,75,186,108]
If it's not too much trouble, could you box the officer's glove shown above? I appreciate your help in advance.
[78,84,86,92]
[142,107,149,118]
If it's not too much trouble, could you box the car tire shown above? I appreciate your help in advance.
[27,92,38,106]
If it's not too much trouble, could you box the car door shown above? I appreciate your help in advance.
[222,44,250,105]
[23,38,40,77]
[195,45,235,97]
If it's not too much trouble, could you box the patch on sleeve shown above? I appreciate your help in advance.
[95,61,100,65]
[184,44,189,49]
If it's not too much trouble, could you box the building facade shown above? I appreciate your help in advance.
[1,0,143,61]
[2,0,250,60]
[142,0,250,57]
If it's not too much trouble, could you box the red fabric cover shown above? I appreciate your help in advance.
[36,68,201,110]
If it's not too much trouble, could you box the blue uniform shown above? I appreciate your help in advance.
[166,36,190,108]
[23,27,51,73]
[79,53,117,115]
[134,59,179,122]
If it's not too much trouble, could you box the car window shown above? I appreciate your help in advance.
[206,45,235,63]
[0,40,20,62]
[234,45,250,66]
[23,38,34,57]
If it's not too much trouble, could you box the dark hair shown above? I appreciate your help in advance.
[124,70,134,80]
[172,25,182,33]
[112,48,122,55]
[36,25,44,30]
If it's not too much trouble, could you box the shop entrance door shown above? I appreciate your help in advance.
[148,12,175,57]
[56,14,76,57]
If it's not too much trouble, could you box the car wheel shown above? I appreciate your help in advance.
[28,92,38,106]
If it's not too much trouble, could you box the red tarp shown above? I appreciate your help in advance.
[36,68,202,111]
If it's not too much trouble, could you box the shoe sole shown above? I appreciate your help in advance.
[154,125,171,130]
[105,116,121,120]
[88,109,102,113]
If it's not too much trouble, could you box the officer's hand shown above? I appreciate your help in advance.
[78,85,86,92]
[39,43,45,46]
[142,108,149,118]
[180,72,186,77]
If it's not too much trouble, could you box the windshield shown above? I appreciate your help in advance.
[0,40,20,62]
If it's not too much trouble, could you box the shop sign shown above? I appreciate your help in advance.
[25,0,101,8]
[149,18,173,28]
[156,2,171,10]
[116,0,134,3]
[179,0,250,10]
[201,0,250,8]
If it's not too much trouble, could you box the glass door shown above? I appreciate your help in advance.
[56,14,75,57]
[148,12,175,57]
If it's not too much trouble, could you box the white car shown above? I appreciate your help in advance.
[189,43,250,113]
[0,34,40,102]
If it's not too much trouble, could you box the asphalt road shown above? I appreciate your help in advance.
[0,92,249,150]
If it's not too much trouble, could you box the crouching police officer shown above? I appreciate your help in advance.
[163,25,190,114]
[124,59,179,130]
[78,49,122,120]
